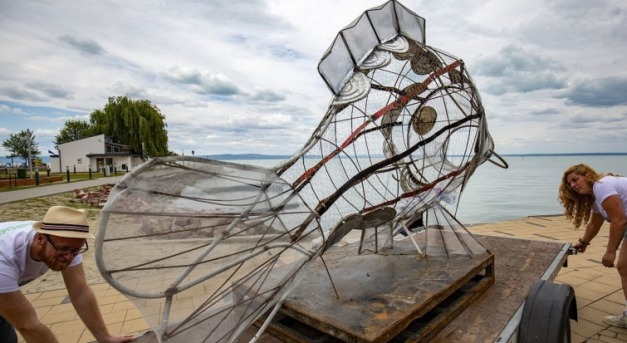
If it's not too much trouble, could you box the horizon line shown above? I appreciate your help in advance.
[202,152,627,158]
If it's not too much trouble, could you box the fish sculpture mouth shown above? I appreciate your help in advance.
[96,1,507,342]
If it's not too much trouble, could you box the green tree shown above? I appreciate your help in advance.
[54,119,93,145]
[2,129,42,166]
[90,96,169,157]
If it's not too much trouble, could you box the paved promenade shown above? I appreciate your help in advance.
[4,183,626,342]
[0,175,125,204]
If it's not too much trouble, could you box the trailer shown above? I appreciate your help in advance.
[247,234,575,343]
[135,233,575,343]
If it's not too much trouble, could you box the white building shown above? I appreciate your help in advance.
[48,134,144,173]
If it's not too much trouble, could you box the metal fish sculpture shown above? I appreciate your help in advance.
[95,1,507,342]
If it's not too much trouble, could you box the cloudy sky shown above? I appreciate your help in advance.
[1,0,626,159]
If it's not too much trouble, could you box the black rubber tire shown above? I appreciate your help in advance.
[518,279,578,343]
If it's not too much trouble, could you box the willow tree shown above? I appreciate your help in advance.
[90,96,169,157]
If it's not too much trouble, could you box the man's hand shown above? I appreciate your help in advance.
[62,264,137,342]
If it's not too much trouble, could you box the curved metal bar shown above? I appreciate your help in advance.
[487,149,509,169]
[98,241,313,300]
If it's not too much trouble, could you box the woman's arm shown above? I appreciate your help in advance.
[574,212,604,252]
[600,194,627,267]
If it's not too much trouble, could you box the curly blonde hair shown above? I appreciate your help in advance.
[558,164,603,228]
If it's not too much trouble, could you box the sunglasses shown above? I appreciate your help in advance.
[45,234,89,256]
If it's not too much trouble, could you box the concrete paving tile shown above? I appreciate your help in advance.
[79,329,96,343]
[125,308,144,321]
[571,332,586,343]
[34,305,53,318]
[555,272,589,287]
[595,273,623,286]
[98,303,116,315]
[599,329,621,340]
[98,293,123,306]
[93,289,110,298]
[101,309,129,325]
[54,329,84,343]
[579,281,622,295]
[31,294,65,307]
[575,269,610,282]
[40,308,78,324]
[46,302,76,314]
[574,296,595,309]
[112,299,139,312]
[37,288,68,299]
[598,334,627,343]
[578,306,615,326]
[605,325,627,336]
[588,298,624,315]
[108,321,124,335]
[120,317,150,334]
[577,287,616,302]
[90,282,112,291]
[104,287,122,297]
[23,292,41,302]
[606,291,627,304]
[50,319,86,336]
[616,331,627,341]
[571,318,606,339]
[136,273,165,285]
[171,296,194,311]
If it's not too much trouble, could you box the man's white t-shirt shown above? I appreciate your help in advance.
[0,221,82,293]
[593,176,627,221]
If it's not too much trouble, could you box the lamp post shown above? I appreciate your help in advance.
[55,145,62,173]
[25,129,33,178]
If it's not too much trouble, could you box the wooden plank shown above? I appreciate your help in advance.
[431,235,567,342]
[263,238,494,343]
[129,234,566,343]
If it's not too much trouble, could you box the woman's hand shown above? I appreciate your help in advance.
[602,250,617,268]
[573,241,587,253]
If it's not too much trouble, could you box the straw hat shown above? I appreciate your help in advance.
[32,206,95,239]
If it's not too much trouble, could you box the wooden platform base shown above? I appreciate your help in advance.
[257,239,495,343]
[121,235,570,343]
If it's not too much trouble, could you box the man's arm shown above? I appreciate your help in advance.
[0,291,60,343]
[62,262,135,343]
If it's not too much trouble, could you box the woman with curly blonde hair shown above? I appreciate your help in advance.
[559,163,627,328]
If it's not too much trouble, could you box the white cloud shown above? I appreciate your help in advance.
[1,0,626,158]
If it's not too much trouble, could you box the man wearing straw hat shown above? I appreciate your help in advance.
[0,206,135,343]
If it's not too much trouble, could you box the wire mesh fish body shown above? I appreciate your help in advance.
[96,1,506,342]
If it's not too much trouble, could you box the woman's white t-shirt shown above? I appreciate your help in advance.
[592,176,627,221]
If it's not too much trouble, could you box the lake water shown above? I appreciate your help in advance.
[455,155,627,224]
[4,154,625,225]
[216,155,627,225]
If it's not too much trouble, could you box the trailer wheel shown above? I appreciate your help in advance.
[518,280,577,343]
